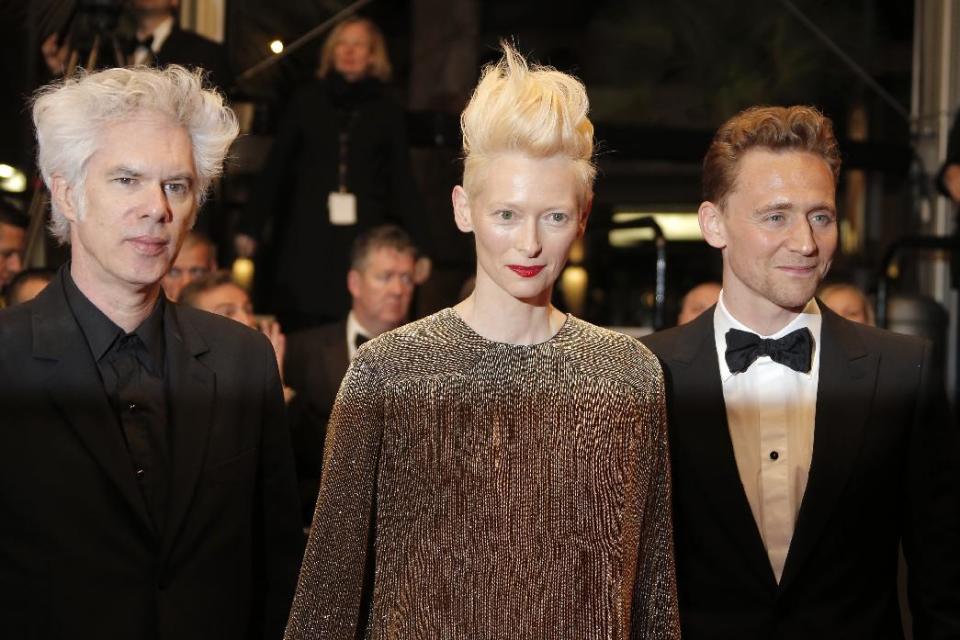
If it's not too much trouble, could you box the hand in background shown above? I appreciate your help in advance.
[41,33,71,76]
[943,165,960,203]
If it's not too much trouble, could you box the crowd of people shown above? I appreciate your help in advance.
[0,4,958,640]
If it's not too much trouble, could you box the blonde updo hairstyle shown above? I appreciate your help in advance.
[460,42,596,211]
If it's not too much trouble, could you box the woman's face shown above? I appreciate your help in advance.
[453,153,587,306]
[332,22,374,81]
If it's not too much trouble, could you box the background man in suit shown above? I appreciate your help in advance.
[42,0,233,93]
[0,65,302,639]
[642,105,959,639]
[0,199,27,306]
[284,224,417,525]
[161,229,216,301]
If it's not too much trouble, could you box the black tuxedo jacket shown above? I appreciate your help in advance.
[155,24,233,93]
[641,304,960,640]
[284,320,350,524]
[0,275,303,639]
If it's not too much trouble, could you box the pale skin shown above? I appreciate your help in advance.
[698,149,838,336]
[50,111,198,333]
[451,152,589,345]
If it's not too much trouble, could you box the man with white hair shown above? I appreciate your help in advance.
[0,66,302,640]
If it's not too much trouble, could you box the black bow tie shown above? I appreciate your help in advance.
[126,35,154,56]
[725,327,813,374]
[354,333,369,349]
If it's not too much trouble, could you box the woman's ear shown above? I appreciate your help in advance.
[577,197,593,237]
[452,185,473,233]
[698,200,727,250]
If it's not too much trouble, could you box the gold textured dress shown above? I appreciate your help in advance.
[285,308,680,639]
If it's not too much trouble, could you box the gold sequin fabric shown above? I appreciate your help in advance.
[285,308,680,639]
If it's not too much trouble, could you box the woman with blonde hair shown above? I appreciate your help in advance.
[236,16,425,332]
[284,43,679,639]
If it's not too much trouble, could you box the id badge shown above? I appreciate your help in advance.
[328,191,358,225]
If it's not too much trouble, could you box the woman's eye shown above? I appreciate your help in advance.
[496,210,514,221]
[548,212,569,223]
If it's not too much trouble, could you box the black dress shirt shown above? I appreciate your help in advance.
[63,270,170,531]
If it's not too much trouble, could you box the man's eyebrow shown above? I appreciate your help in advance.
[165,173,195,183]
[752,201,796,216]
[108,166,144,177]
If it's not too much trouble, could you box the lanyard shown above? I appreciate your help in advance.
[337,110,360,193]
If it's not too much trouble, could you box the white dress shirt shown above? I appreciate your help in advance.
[713,293,822,582]
[346,311,373,361]
[133,16,174,66]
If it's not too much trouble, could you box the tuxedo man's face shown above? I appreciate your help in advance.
[699,149,837,330]
[53,111,198,299]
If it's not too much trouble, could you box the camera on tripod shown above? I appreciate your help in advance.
[55,0,133,70]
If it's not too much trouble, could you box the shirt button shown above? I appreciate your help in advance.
[136,469,145,478]
[128,403,137,412]
[769,451,779,461]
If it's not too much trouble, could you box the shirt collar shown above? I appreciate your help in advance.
[346,310,374,360]
[63,267,166,374]
[149,16,175,53]
[713,291,822,382]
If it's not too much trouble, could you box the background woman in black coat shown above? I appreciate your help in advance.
[236,17,427,332]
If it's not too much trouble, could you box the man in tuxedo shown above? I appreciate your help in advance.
[0,66,302,639]
[42,0,232,93]
[642,105,959,639]
[284,224,417,524]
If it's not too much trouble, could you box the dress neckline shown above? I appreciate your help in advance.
[441,307,575,348]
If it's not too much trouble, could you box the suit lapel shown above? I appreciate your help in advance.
[34,278,154,530]
[667,311,778,589]
[323,320,350,387]
[779,306,877,591]
[161,304,215,560]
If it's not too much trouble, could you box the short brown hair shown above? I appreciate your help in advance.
[702,105,841,207]
[349,225,416,272]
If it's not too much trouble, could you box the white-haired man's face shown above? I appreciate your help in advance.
[53,111,197,296]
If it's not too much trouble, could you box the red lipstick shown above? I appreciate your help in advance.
[508,265,544,278]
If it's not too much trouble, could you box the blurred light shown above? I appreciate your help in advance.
[0,165,27,193]
[568,237,585,264]
[560,265,588,316]
[232,257,255,290]
[609,211,702,247]
[269,40,284,54]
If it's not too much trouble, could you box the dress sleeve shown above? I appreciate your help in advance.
[284,349,385,640]
[630,366,682,639]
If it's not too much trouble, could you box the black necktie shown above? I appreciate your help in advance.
[725,327,813,374]
[354,333,369,349]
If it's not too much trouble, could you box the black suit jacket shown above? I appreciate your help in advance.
[0,274,303,640]
[284,320,350,524]
[641,305,960,640]
[155,24,233,93]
